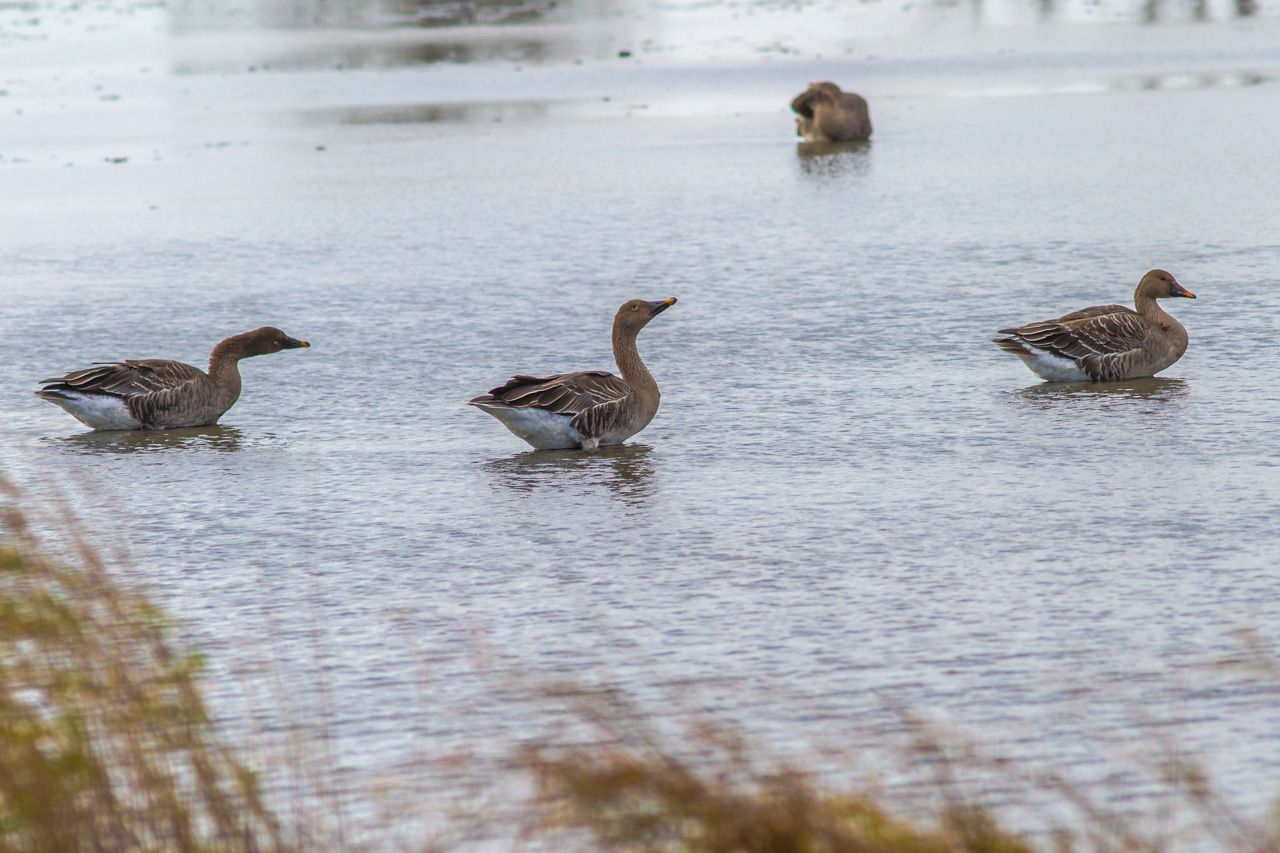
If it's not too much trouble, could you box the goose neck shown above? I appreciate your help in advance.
[1135,294,1175,328]
[613,322,659,406]
[207,345,245,399]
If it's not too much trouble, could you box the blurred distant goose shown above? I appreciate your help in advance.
[993,270,1195,382]
[791,81,872,143]
[470,298,677,450]
[36,327,310,430]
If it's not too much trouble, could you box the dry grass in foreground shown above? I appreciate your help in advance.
[2,472,1279,853]
[507,678,1280,853]
[511,684,1035,853]
[0,476,295,853]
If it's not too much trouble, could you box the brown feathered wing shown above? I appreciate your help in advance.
[999,309,1155,382]
[470,371,637,439]
[41,359,206,396]
[39,360,211,425]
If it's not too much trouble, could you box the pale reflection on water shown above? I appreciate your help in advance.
[1014,377,1190,404]
[46,426,248,455]
[482,443,656,507]
[795,142,872,179]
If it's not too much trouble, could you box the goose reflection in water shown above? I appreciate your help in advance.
[48,425,246,455]
[1013,377,1189,410]
[795,141,871,179]
[482,443,656,507]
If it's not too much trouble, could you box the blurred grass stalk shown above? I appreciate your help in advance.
[513,681,1035,853]
[0,473,292,852]
[2,469,1280,852]
[511,675,1280,853]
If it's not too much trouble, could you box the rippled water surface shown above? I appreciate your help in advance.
[3,0,1280,830]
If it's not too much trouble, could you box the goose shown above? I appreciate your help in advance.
[470,298,677,450]
[36,327,310,430]
[791,82,872,143]
[993,270,1195,382]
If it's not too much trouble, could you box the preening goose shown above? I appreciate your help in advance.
[791,82,872,143]
[36,327,310,430]
[470,298,677,450]
[993,270,1195,382]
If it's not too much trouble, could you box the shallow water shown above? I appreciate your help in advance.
[3,0,1280,831]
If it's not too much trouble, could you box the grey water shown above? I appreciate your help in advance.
[3,0,1280,832]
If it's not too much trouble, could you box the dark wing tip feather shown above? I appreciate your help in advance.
[484,374,549,397]
[993,337,1031,356]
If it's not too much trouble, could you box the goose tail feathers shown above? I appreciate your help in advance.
[992,337,1033,357]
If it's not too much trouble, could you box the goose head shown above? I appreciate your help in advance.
[232,327,312,358]
[1137,269,1196,300]
[615,298,677,335]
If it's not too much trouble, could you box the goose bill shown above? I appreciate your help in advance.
[283,336,311,348]
[647,298,677,316]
